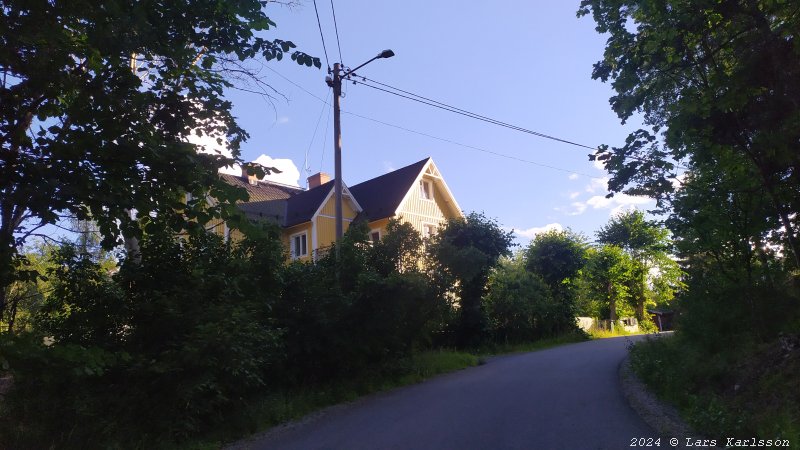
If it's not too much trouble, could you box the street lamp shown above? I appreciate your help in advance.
[326,50,395,249]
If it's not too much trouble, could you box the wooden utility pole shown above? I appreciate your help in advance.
[325,51,394,253]
[332,62,344,242]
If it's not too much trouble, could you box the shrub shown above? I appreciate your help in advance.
[0,226,285,448]
[485,257,578,343]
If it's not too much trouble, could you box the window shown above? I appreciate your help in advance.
[370,230,381,244]
[291,233,308,259]
[420,179,433,200]
[422,223,437,239]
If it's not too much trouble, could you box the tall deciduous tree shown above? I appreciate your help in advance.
[585,245,635,324]
[596,210,676,321]
[525,229,588,302]
[428,212,514,346]
[578,0,800,267]
[0,1,320,319]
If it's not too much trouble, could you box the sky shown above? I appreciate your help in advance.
[221,0,655,246]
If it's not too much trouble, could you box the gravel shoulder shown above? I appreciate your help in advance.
[618,335,720,449]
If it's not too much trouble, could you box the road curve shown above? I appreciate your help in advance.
[235,336,654,450]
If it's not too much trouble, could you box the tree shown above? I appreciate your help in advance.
[525,229,588,302]
[0,1,320,322]
[585,245,635,325]
[596,210,676,322]
[428,212,514,346]
[485,254,576,343]
[367,218,425,276]
[578,0,800,267]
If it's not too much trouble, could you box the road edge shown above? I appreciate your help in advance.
[618,354,695,440]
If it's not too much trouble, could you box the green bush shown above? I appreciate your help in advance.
[273,222,448,383]
[1,226,285,448]
[485,258,578,343]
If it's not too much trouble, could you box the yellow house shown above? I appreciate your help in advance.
[222,157,463,261]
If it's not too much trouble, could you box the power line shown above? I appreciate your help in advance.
[262,64,328,103]
[253,67,600,179]
[311,0,330,70]
[320,103,332,171]
[341,109,601,180]
[255,66,684,178]
[354,76,689,170]
[303,89,332,184]
[330,0,344,64]
[355,77,598,150]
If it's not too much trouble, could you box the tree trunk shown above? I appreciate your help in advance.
[608,281,616,323]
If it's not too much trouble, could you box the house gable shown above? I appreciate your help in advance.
[348,158,429,223]
[349,158,462,239]
[220,157,461,257]
[394,159,462,220]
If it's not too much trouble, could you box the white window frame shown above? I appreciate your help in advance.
[290,232,308,259]
[369,229,381,244]
[419,179,434,201]
[422,222,437,239]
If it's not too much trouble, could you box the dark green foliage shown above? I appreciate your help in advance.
[427,212,514,347]
[584,245,635,322]
[596,210,681,325]
[1,225,286,448]
[525,229,587,302]
[581,0,800,438]
[631,332,800,443]
[367,219,425,276]
[0,0,320,322]
[0,215,574,447]
[273,222,447,383]
[485,257,578,343]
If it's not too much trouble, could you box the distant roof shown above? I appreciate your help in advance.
[349,157,430,222]
[220,173,303,224]
[220,173,303,203]
[284,180,334,227]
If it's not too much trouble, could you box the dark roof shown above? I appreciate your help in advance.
[222,157,433,228]
[239,200,288,223]
[220,173,304,225]
[284,180,335,227]
[220,173,303,202]
[349,157,429,221]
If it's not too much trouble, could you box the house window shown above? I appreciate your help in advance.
[370,230,381,244]
[422,223,437,239]
[291,232,308,259]
[420,179,433,200]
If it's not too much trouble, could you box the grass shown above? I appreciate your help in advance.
[474,331,588,357]
[181,350,479,449]
[629,333,800,444]
[588,327,646,339]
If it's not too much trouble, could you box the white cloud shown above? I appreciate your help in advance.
[186,115,299,186]
[567,201,588,216]
[592,158,606,172]
[568,173,580,180]
[253,154,301,187]
[187,129,242,176]
[610,203,639,217]
[383,161,396,173]
[590,193,651,214]
[670,172,689,191]
[569,191,581,199]
[585,177,609,194]
[512,223,564,239]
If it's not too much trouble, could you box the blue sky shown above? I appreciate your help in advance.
[223,1,655,246]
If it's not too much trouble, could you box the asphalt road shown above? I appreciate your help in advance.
[236,336,654,450]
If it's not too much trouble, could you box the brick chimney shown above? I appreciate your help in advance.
[241,165,259,186]
[307,172,331,189]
